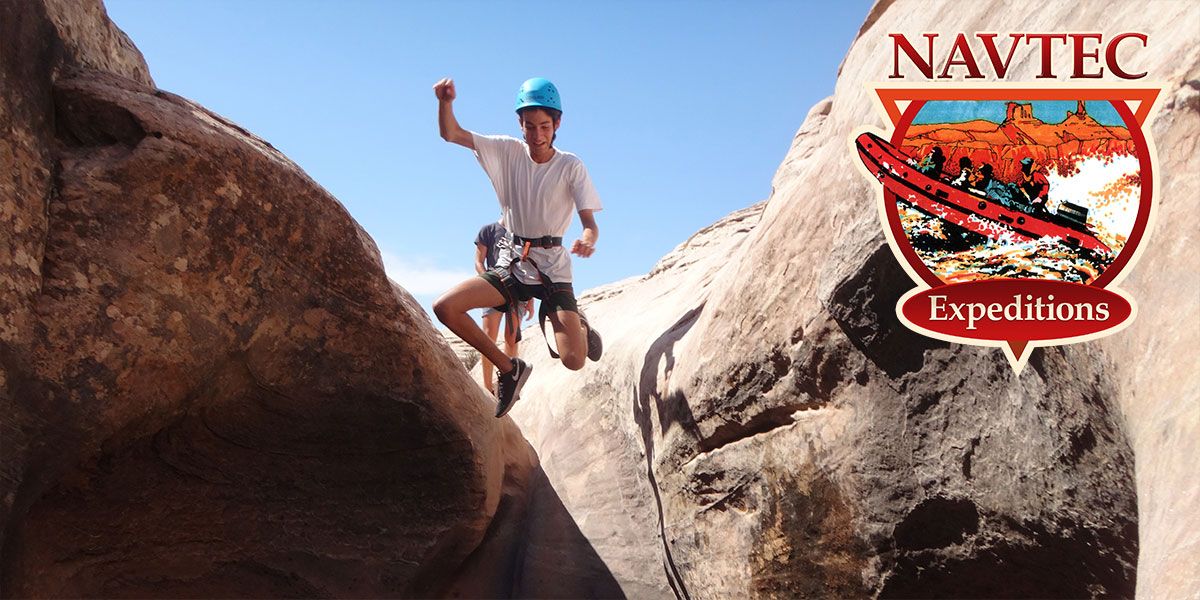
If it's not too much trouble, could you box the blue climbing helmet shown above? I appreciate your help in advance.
[515,77,562,113]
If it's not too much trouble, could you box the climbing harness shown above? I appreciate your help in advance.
[493,235,577,359]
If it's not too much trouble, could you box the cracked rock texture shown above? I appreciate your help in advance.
[510,1,1199,598]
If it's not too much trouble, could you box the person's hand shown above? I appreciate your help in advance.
[571,239,595,258]
[433,78,456,102]
[524,299,535,321]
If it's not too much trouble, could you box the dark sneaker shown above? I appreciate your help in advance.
[494,358,532,418]
[584,319,603,362]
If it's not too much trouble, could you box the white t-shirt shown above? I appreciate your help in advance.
[472,133,603,284]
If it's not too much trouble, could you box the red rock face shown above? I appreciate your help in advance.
[0,1,550,596]
[902,101,1136,183]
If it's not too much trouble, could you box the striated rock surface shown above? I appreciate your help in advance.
[511,1,1199,598]
[0,1,574,596]
[443,329,482,371]
[1098,48,1200,600]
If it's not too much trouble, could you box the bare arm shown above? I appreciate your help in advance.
[474,243,488,275]
[571,209,599,258]
[433,77,475,149]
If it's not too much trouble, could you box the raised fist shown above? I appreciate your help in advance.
[433,78,456,102]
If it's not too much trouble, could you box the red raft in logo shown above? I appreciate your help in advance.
[855,132,1112,257]
[851,88,1160,372]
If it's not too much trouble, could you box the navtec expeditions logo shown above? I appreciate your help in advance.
[850,33,1162,372]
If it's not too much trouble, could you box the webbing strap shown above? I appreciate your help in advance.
[537,294,588,361]
[539,297,560,359]
[507,245,564,359]
[496,274,523,344]
[513,235,563,248]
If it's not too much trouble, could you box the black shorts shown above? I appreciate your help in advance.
[480,269,578,321]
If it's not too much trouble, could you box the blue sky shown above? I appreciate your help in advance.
[105,0,872,316]
[912,100,1125,126]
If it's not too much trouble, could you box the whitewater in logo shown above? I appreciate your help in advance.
[900,154,1141,284]
[893,100,1139,285]
[853,88,1160,372]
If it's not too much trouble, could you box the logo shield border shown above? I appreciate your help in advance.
[850,83,1163,373]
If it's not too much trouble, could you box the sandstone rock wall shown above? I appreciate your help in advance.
[510,1,1199,598]
[1100,53,1200,600]
[0,1,540,596]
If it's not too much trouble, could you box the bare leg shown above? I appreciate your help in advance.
[433,277,513,374]
[545,310,587,371]
[480,311,502,393]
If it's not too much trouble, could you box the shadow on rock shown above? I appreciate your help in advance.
[826,244,948,378]
[512,468,626,599]
[440,404,625,599]
[633,305,706,600]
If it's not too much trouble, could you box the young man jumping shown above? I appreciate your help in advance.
[432,76,603,418]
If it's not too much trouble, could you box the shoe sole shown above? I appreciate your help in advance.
[495,363,533,418]
[587,327,603,362]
